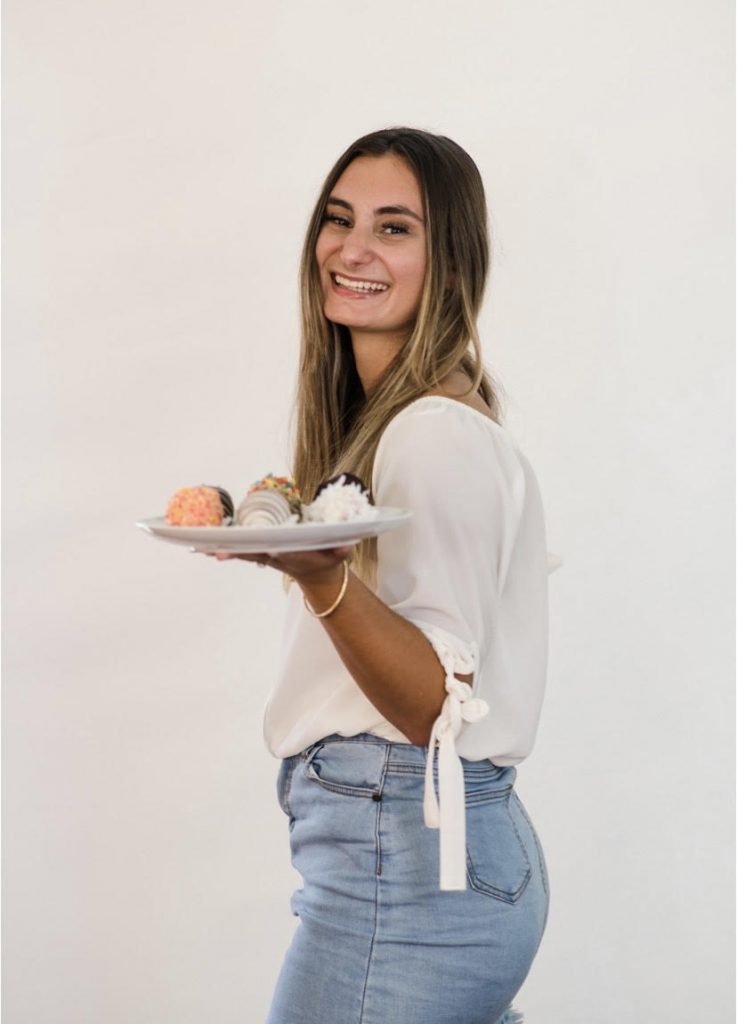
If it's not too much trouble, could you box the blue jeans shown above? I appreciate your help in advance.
[267,733,549,1024]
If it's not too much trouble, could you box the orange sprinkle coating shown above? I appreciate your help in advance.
[165,486,226,526]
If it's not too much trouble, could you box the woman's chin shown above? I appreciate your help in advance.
[323,305,379,331]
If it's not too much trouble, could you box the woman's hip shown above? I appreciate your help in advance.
[276,733,550,945]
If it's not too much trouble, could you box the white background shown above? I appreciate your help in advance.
[3,1,734,1021]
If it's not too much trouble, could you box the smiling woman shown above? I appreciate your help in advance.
[211,127,551,1024]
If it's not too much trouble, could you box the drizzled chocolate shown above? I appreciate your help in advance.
[208,486,234,522]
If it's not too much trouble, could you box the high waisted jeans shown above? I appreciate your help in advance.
[267,734,550,1024]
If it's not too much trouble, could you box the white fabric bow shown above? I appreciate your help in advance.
[423,676,489,890]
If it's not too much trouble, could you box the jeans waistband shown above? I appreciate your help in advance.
[306,732,505,774]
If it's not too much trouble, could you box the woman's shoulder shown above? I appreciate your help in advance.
[422,370,497,421]
[377,373,519,455]
[372,375,526,499]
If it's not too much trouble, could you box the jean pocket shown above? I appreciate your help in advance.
[465,786,533,903]
[302,741,385,800]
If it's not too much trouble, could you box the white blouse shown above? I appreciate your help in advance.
[263,396,562,891]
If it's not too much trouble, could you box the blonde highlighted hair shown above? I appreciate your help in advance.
[290,127,505,587]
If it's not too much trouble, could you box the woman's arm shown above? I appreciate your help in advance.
[299,560,473,746]
[212,548,471,746]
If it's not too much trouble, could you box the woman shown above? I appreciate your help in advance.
[212,127,551,1024]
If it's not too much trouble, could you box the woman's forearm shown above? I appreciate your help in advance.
[296,565,470,746]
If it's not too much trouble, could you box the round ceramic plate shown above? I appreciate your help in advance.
[136,507,413,553]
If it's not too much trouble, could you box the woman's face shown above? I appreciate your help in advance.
[315,153,427,341]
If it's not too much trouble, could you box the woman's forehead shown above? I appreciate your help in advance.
[331,154,423,212]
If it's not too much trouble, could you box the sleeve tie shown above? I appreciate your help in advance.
[423,668,489,891]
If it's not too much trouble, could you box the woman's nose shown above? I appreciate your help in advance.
[339,225,374,266]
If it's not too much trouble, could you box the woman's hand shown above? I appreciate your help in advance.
[203,545,355,585]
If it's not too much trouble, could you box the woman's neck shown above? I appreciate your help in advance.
[349,332,492,419]
[350,329,405,395]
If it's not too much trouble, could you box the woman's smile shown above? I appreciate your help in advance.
[329,271,391,297]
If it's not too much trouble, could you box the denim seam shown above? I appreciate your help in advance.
[358,871,380,1024]
[304,770,383,800]
[384,763,426,777]
[512,792,549,900]
[374,745,390,878]
[385,761,504,778]
[520,804,550,940]
[281,757,296,821]
[465,784,514,806]
[359,747,389,1023]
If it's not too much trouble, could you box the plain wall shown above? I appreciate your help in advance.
[2,1,734,1021]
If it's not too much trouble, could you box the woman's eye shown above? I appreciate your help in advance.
[321,214,409,235]
[323,213,350,228]
[381,222,410,235]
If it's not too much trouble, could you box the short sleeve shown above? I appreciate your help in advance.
[371,398,526,679]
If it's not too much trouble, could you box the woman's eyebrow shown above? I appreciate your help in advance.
[326,196,424,223]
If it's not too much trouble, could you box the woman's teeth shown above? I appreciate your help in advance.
[333,273,389,293]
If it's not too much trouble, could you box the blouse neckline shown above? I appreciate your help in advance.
[395,394,506,434]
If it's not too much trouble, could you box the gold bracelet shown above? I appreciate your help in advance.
[302,561,350,619]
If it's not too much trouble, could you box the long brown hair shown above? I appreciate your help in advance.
[290,127,505,587]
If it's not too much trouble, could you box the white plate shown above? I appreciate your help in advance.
[136,507,413,553]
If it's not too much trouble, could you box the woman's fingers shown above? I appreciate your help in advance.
[208,550,267,563]
[202,544,355,577]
